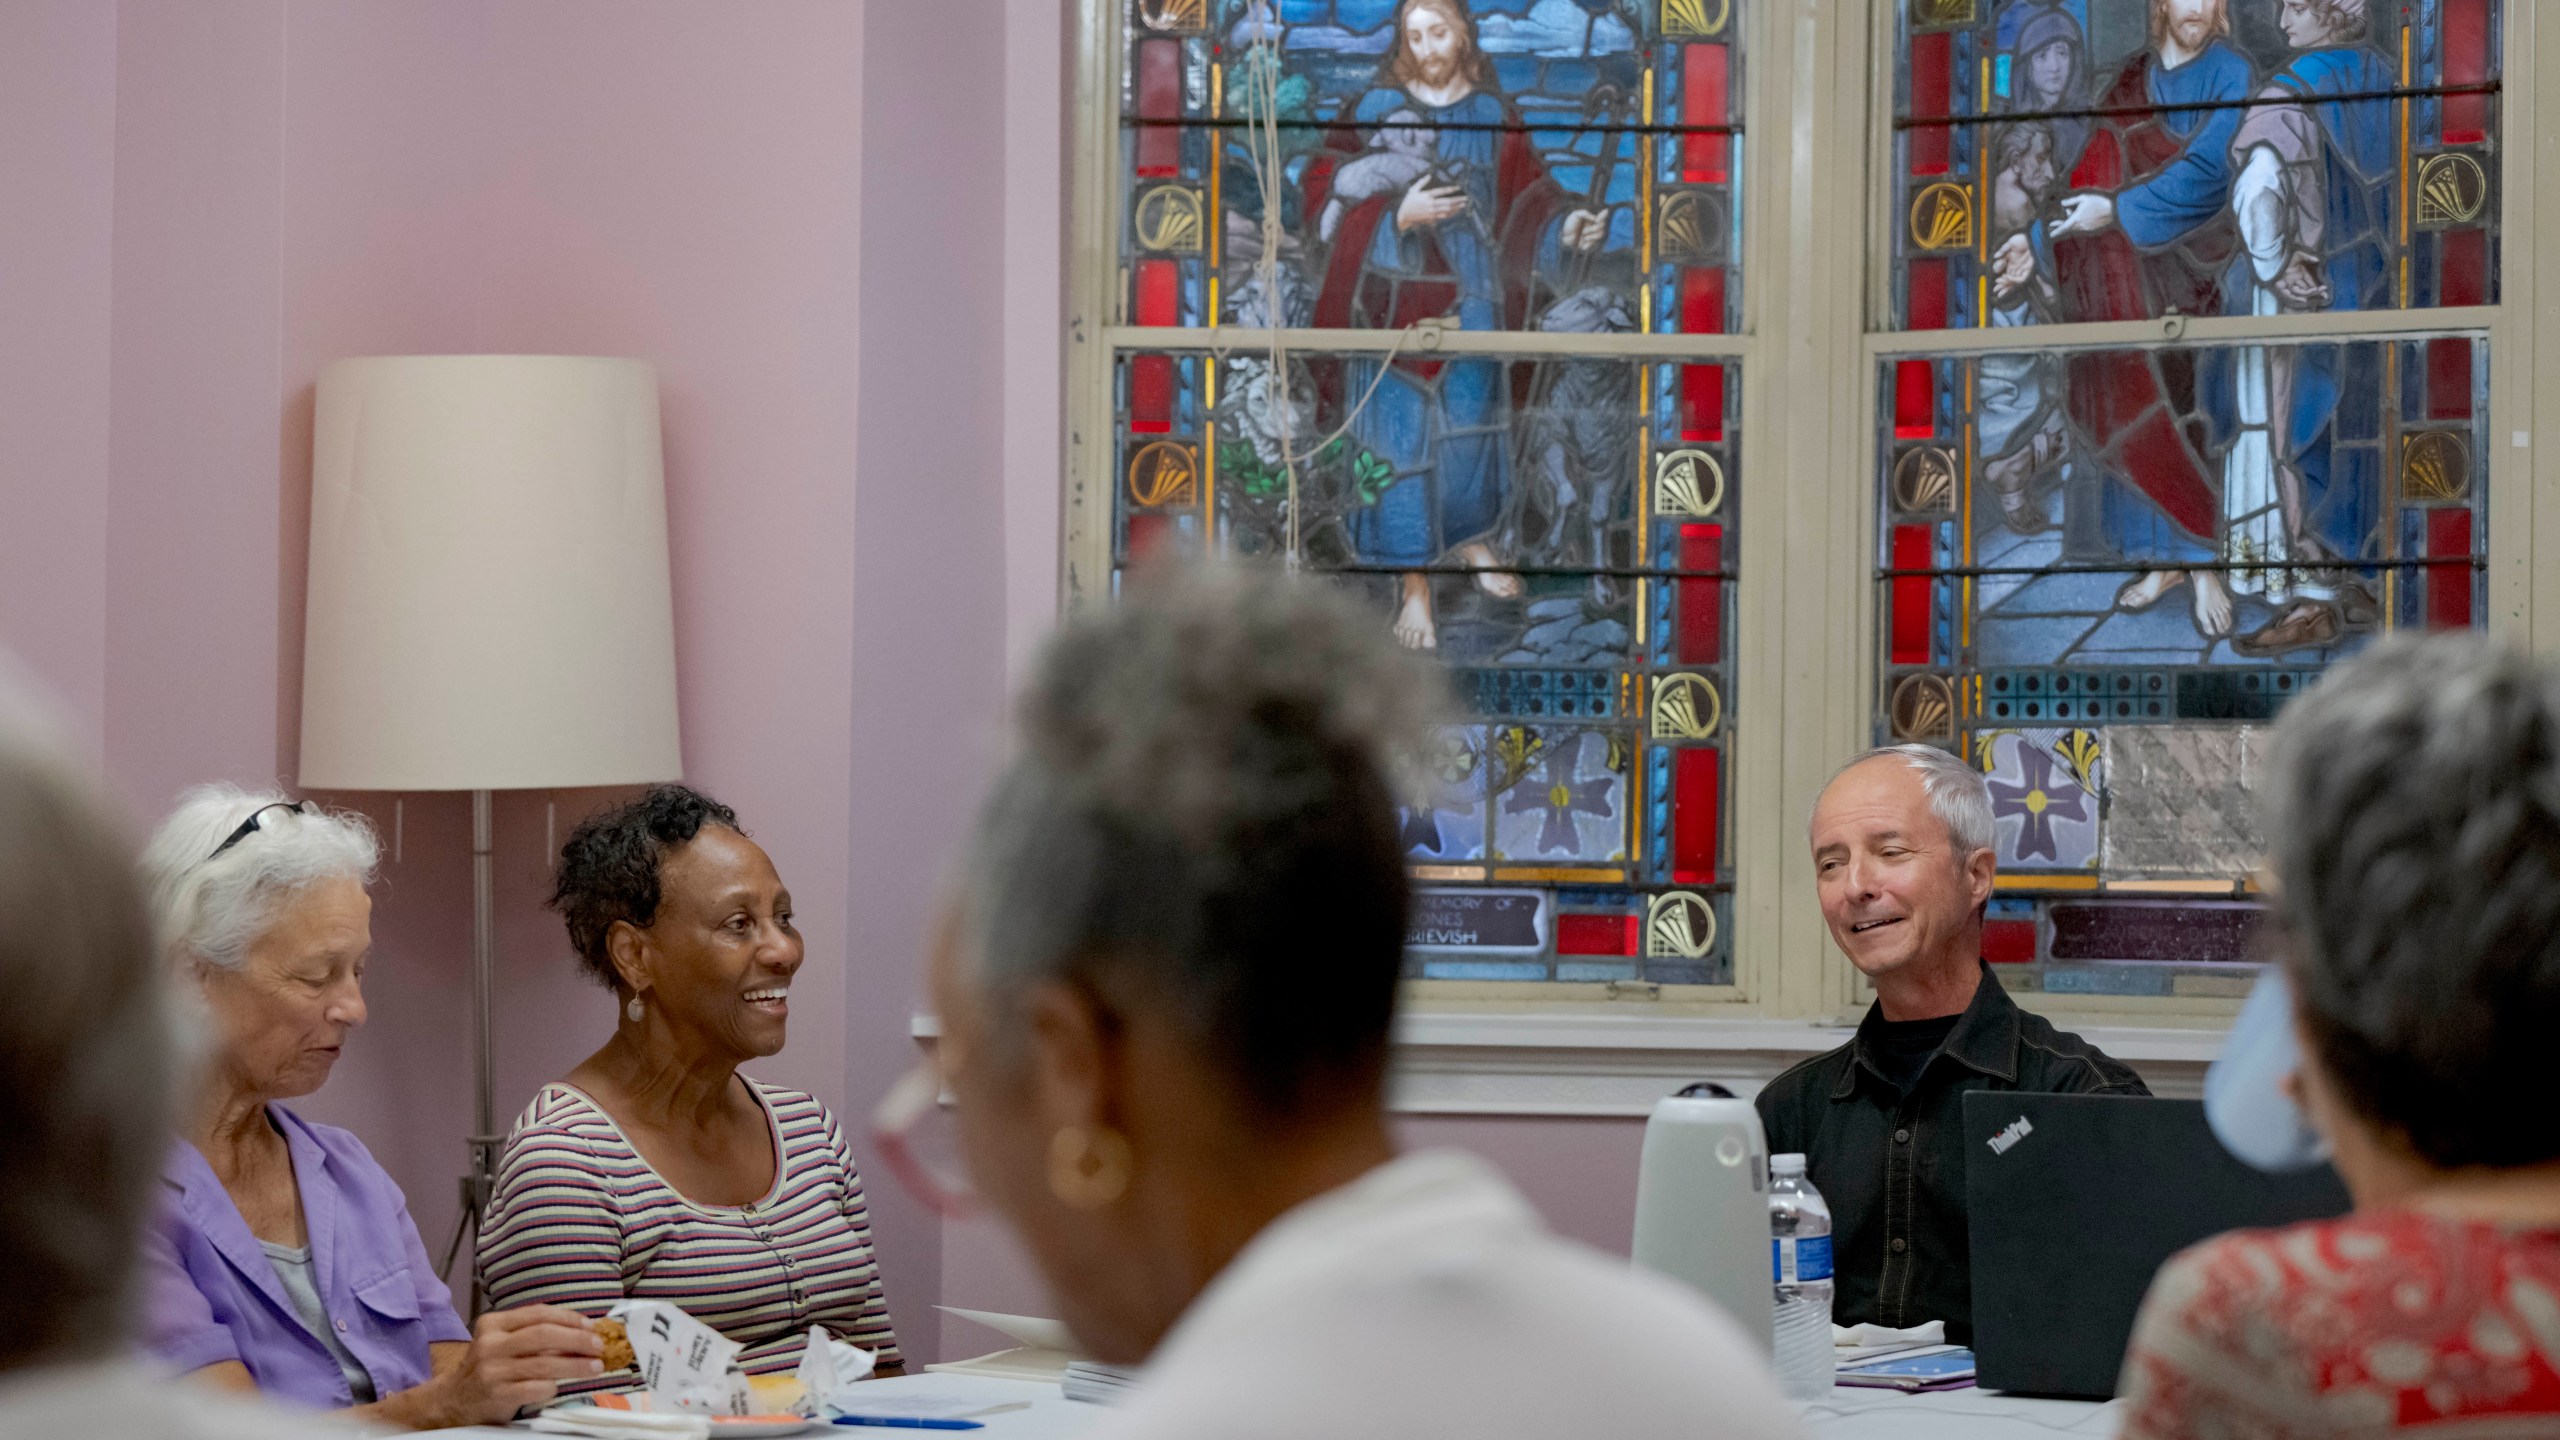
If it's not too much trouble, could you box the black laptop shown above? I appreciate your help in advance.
[1962,1090,2350,1399]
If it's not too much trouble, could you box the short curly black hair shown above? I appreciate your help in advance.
[551,784,741,988]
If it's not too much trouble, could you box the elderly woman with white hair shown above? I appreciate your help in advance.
[135,787,604,1427]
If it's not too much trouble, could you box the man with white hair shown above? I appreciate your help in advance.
[1754,745,2147,1343]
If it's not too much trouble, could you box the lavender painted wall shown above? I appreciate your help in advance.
[0,1,116,753]
[0,0,1664,1371]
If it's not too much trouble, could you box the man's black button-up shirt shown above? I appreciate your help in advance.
[1753,964,2148,1343]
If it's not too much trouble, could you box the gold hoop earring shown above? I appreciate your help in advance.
[1047,1125,1132,1209]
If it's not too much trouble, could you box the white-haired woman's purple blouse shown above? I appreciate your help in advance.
[139,1106,469,1408]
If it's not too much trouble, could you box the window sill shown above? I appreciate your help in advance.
[906,1007,2222,1118]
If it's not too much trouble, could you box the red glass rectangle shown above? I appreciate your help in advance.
[1126,512,1176,562]
[1557,913,1641,957]
[1983,918,2038,965]
[1890,523,1935,665]
[1129,355,1174,433]
[1906,258,1950,330]
[1909,32,1952,175]
[1135,258,1179,326]
[1679,266,1728,336]
[2443,0,2490,144]
[1893,360,1936,438]
[2428,506,2475,630]
[1679,523,1723,666]
[2440,227,2489,307]
[1136,40,1181,177]
[1680,364,1726,442]
[1680,45,1730,183]
[2427,337,2474,420]
[1672,747,1720,884]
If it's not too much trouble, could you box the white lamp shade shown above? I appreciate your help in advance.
[299,356,682,791]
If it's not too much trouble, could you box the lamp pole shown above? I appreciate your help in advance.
[441,788,502,1314]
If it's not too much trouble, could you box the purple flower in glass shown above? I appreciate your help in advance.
[1984,743,2087,864]
[1499,738,1617,855]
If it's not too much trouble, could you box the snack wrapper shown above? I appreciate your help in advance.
[605,1300,753,1417]
[793,1325,879,1416]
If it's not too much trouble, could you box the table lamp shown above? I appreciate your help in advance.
[299,355,682,1309]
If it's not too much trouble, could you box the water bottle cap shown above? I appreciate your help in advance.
[1771,1152,1807,1174]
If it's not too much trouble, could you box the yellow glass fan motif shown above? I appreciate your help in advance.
[1651,673,1723,741]
[1140,0,1208,34]
[2053,729,2103,793]
[2401,430,2471,504]
[1659,191,1713,262]
[1135,186,1205,254]
[1909,0,1979,26]
[1654,448,1726,517]
[1892,446,1957,514]
[2415,153,2488,228]
[1909,183,1974,251]
[1891,673,1954,742]
[1488,725,1545,798]
[1661,0,1731,38]
[1126,441,1199,507]
[1646,890,1719,960]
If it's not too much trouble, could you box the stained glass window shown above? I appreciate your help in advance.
[1876,335,2488,997]
[1118,0,1746,335]
[1888,0,2500,331]
[1114,346,1739,985]
[1105,0,1751,990]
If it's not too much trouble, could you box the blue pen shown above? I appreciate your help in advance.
[830,1417,983,1431]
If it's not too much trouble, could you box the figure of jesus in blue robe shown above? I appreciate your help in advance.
[2048,0,2255,641]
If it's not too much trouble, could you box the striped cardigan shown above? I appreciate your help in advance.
[478,1080,902,1380]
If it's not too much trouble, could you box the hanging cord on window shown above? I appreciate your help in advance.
[1238,19,1416,566]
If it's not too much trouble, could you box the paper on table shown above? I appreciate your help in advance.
[793,1324,879,1414]
[933,1307,1081,1354]
[609,1300,752,1417]
[828,1392,1027,1421]
[528,1403,712,1440]
[1836,1321,1945,1348]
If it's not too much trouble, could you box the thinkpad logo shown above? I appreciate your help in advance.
[1987,1116,2034,1155]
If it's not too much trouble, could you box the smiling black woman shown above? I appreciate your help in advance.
[476,785,904,1389]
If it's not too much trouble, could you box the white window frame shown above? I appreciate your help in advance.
[1059,1,2557,1093]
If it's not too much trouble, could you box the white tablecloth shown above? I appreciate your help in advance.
[453,1372,2116,1438]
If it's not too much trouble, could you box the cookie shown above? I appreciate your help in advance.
[595,1317,635,1372]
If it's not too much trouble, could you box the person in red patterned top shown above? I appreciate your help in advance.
[2118,631,2560,1439]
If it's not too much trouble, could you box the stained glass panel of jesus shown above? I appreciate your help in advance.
[1118,0,1744,338]
[1874,334,2486,996]
[1111,344,1738,986]
[1888,0,2499,331]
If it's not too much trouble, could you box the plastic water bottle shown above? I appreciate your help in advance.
[1768,1152,1836,1400]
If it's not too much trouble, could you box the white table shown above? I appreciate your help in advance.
[1802,1387,2119,1438]
[465,1372,2115,1438]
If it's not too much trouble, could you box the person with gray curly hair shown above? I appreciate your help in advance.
[1754,743,2145,1344]
[2118,633,2560,1437]
[895,561,1805,1440]
[134,786,603,1426]
[0,668,339,1438]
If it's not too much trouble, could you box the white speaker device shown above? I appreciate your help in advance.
[1631,1083,1775,1354]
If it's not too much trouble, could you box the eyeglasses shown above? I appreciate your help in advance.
[203,801,310,865]
[871,1057,979,1219]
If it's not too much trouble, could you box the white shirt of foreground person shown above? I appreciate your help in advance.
[1090,1149,1809,1440]
[0,1360,353,1440]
